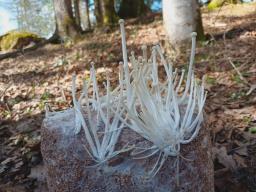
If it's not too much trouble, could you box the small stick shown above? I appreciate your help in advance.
[228,58,256,95]
[228,58,249,85]
[0,83,12,100]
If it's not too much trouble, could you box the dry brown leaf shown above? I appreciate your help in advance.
[235,147,248,156]
[0,184,27,192]
[233,154,247,168]
[213,147,237,170]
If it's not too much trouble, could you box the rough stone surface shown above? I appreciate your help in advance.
[41,108,214,192]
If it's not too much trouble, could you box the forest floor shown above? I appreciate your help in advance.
[1,3,256,192]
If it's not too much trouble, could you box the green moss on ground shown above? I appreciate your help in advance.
[208,0,226,10]
[208,0,239,10]
[0,31,42,51]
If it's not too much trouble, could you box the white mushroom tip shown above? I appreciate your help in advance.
[119,19,125,24]
[152,46,157,50]
[191,32,197,37]
[90,62,95,67]
[141,45,147,50]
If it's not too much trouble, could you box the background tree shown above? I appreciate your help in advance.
[73,0,82,31]
[79,0,91,30]
[8,0,55,37]
[84,0,91,29]
[53,0,81,41]
[117,0,150,19]
[102,0,118,25]
[94,0,103,25]
[163,0,205,48]
[94,0,118,26]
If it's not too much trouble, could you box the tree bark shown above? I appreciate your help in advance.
[79,0,91,30]
[53,0,81,42]
[102,0,118,25]
[117,0,150,19]
[94,0,118,26]
[41,108,214,192]
[73,0,82,31]
[163,0,205,48]
[94,0,104,26]
[85,0,91,29]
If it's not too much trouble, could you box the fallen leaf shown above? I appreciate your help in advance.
[28,164,46,182]
[213,147,237,170]
[233,154,247,168]
[235,147,248,156]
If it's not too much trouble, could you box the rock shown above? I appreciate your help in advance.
[28,164,46,182]
[41,108,214,192]
[0,31,44,51]
[0,164,8,174]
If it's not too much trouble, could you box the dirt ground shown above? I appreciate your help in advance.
[0,3,256,192]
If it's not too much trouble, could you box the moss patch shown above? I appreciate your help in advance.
[207,0,240,10]
[208,0,226,10]
[0,31,43,51]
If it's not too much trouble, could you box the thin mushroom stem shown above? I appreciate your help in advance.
[180,32,197,103]
[117,30,206,178]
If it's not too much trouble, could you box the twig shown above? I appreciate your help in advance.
[246,85,256,96]
[228,58,256,95]
[0,83,12,100]
[61,87,67,102]
[228,58,249,85]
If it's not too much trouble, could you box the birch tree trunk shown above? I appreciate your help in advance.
[78,0,91,30]
[53,0,81,41]
[85,0,91,29]
[163,0,205,47]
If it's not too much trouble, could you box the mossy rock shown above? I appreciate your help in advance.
[208,0,226,10]
[208,0,239,10]
[0,31,44,51]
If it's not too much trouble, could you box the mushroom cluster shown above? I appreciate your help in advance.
[71,19,207,177]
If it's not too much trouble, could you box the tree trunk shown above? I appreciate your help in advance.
[94,0,118,26]
[79,0,91,30]
[102,0,118,25]
[118,0,150,19]
[73,0,82,30]
[94,0,104,26]
[163,0,205,48]
[41,108,214,192]
[53,0,81,42]
[85,0,91,29]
